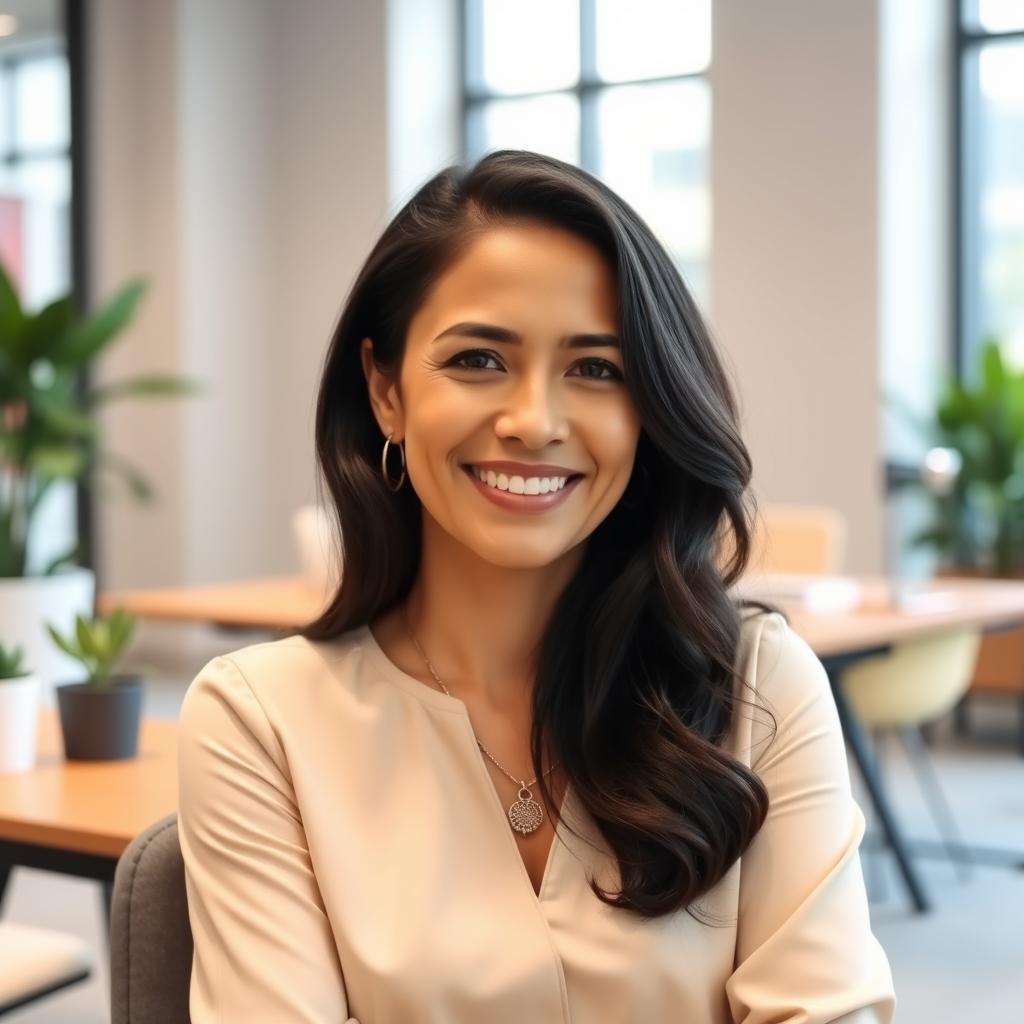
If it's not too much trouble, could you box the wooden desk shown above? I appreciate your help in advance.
[98,572,1024,915]
[0,709,178,930]
[97,574,330,632]
[99,572,1024,646]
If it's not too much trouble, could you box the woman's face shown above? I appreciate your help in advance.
[362,221,642,570]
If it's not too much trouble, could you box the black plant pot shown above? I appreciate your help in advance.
[55,675,145,761]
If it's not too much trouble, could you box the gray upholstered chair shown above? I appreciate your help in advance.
[109,813,192,1024]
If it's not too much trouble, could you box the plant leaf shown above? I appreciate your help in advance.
[85,373,206,406]
[95,449,155,501]
[0,260,25,346]
[26,444,88,480]
[49,279,147,368]
[41,540,80,576]
[75,614,96,658]
[17,295,74,361]
[45,621,81,660]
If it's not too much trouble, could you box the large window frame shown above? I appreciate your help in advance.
[459,0,712,302]
[954,1,1024,380]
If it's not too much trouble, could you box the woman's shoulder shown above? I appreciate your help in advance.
[736,606,815,684]
[733,605,834,767]
[179,627,372,730]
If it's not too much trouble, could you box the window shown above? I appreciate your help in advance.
[0,18,71,310]
[956,0,1024,375]
[462,0,712,307]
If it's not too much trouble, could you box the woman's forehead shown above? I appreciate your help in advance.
[413,224,618,332]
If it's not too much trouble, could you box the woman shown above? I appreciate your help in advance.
[177,150,896,1022]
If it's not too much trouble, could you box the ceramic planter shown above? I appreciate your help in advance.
[0,568,96,702]
[55,674,144,761]
[0,673,40,773]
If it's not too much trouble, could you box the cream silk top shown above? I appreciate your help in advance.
[177,610,897,1022]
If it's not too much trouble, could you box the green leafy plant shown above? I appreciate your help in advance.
[45,606,137,687]
[0,259,205,578]
[892,335,1024,577]
[0,641,29,681]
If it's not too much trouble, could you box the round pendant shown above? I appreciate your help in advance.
[508,787,544,835]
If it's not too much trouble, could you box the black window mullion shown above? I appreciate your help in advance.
[578,0,598,173]
[953,0,967,380]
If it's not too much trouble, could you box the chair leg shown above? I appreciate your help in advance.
[0,862,12,915]
[863,728,889,903]
[898,724,974,883]
[1019,696,1024,758]
[953,694,971,738]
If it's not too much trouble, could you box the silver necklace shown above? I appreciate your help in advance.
[403,608,559,836]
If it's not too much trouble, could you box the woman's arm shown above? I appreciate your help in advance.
[177,654,356,1022]
[725,614,897,1023]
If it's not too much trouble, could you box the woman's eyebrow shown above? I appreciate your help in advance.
[432,321,620,349]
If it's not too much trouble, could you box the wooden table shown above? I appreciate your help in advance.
[98,572,1024,648]
[0,709,178,934]
[98,572,1024,915]
[97,574,331,631]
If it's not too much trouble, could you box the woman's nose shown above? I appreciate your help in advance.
[495,376,570,445]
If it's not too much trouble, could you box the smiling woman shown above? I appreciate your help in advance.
[176,149,896,1023]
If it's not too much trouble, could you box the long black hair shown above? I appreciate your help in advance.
[298,149,782,922]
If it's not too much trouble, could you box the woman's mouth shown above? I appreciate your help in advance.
[460,464,584,515]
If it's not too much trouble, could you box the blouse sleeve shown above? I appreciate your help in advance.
[724,613,897,1023]
[177,654,356,1022]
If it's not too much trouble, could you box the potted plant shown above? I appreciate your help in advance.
[893,335,1024,718]
[46,606,145,760]
[0,258,203,693]
[898,337,1024,576]
[0,641,40,773]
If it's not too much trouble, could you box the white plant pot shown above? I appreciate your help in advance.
[0,673,40,773]
[0,567,96,705]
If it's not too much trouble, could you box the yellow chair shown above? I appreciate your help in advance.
[749,503,848,575]
[840,630,981,892]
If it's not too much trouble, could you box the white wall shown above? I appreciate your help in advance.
[710,0,951,575]
[87,0,395,665]
[710,0,883,572]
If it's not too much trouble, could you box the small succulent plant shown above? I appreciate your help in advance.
[45,606,137,687]
[0,641,29,681]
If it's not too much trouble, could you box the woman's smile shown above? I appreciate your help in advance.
[460,463,585,515]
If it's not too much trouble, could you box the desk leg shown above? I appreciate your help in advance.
[824,657,932,914]
[0,861,11,914]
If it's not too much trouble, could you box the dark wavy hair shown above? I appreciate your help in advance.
[297,149,784,923]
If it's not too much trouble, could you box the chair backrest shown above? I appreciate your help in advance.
[749,503,848,575]
[109,814,192,1024]
[840,628,983,726]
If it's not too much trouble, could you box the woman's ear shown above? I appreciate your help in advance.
[361,337,404,440]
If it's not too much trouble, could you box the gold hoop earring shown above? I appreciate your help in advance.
[381,430,406,492]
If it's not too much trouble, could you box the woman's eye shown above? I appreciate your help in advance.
[449,349,622,381]
[451,349,502,371]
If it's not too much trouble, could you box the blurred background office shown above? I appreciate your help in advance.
[1,0,1022,1021]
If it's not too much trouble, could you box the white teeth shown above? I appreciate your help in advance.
[470,466,569,494]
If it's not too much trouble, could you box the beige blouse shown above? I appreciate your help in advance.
[177,609,897,1022]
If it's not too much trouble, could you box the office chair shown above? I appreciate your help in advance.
[839,631,981,891]
[0,919,93,1018]
[109,813,193,1024]
[750,502,848,575]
